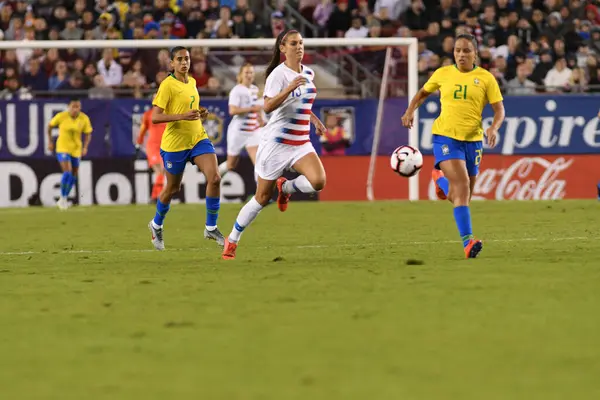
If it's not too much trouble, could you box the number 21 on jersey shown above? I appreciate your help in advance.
[453,84,468,100]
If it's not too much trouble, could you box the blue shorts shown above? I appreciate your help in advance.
[432,135,483,176]
[160,139,216,175]
[56,153,80,168]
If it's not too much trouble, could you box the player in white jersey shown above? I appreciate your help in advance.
[222,30,327,260]
[218,63,264,178]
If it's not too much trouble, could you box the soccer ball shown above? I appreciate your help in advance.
[390,145,423,177]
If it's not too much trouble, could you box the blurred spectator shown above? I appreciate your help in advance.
[327,0,352,38]
[566,66,587,93]
[61,16,83,40]
[49,61,69,91]
[97,48,123,87]
[243,10,266,38]
[57,71,86,92]
[313,0,334,35]
[346,16,368,42]
[271,11,286,38]
[506,63,536,95]
[22,58,48,92]
[0,76,32,100]
[16,27,36,68]
[89,74,115,99]
[401,0,428,36]
[544,57,573,92]
[191,57,212,88]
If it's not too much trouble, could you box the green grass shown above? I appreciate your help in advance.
[1,200,599,399]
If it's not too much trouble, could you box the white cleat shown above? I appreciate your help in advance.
[56,197,69,211]
[148,221,165,251]
[204,227,225,247]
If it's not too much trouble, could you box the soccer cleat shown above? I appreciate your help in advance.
[276,177,291,212]
[148,221,165,251]
[56,197,69,211]
[464,239,483,259]
[204,227,225,247]
[431,169,447,200]
[221,238,238,260]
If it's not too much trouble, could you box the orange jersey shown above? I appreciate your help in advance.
[137,109,166,151]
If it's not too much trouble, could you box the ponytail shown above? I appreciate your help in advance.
[265,29,298,81]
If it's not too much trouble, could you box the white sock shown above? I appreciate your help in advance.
[282,175,316,194]
[228,196,263,243]
[151,220,162,230]
[218,161,229,177]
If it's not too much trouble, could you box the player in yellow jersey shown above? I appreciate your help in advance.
[47,98,93,210]
[148,46,224,251]
[402,34,505,259]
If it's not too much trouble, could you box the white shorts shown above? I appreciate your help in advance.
[227,127,261,156]
[255,139,316,181]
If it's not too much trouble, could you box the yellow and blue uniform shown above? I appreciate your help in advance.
[423,64,503,176]
[153,73,215,175]
[151,73,220,234]
[50,110,93,168]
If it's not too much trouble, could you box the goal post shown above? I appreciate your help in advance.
[1,37,420,200]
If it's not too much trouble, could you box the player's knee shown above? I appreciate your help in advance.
[310,175,326,192]
[255,192,271,206]
[207,172,221,187]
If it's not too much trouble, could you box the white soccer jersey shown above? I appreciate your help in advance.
[228,83,260,133]
[262,63,317,146]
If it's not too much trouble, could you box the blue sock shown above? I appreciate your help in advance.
[60,171,72,197]
[453,206,474,248]
[205,196,220,229]
[436,176,450,196]
[66,175,77,197]
[153,199,170,226]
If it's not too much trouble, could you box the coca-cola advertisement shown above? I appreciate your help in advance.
[424,155,599,200]
[319,155,600,201]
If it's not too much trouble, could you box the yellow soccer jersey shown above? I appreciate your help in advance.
[423,65,503,142]
[50,111,93,158]
[153,74,207,152]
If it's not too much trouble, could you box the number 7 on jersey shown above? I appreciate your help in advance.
[190,95,195,109]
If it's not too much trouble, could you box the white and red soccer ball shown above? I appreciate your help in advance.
[390,145,423,177]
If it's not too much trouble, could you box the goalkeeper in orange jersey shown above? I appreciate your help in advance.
[136,98,167,203]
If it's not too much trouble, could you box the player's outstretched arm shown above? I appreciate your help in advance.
[401,88,432,129]
[151,106,200,124]
[485,101,505,149]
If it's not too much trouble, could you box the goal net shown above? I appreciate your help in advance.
[0,38,417,207]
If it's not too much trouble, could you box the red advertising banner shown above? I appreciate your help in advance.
[320,155,600,201]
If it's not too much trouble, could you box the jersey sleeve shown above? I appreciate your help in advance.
[228,86,243,107]
[486,74,504,104]
[264,69,284,98]
[423,68,443,93]
[49,112,63,127]
[83,115,93,134]
[153,80,171,110]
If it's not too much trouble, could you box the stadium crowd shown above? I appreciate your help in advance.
[0,0,599,99]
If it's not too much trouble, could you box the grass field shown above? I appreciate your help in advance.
[1,200,599,399]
